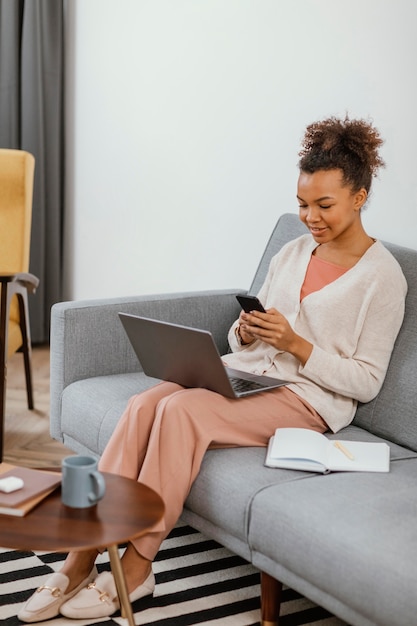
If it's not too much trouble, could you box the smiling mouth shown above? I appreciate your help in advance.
[309,226,327,234]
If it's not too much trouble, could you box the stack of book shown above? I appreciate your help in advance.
[0,464,61,517]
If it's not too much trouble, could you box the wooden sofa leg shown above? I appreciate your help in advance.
[261,571,282,626]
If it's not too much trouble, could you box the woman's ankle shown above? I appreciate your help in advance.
[121,544,152,592]
[60,550,98,592]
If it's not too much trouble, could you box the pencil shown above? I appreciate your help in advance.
[334,440,355,461]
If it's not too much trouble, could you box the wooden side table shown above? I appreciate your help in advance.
[0,471,164,626]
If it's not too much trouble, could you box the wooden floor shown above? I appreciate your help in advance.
[3,345,72,468]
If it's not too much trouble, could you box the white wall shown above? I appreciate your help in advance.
[65,0,417,301]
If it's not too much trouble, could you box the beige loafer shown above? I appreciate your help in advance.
[60,569,155,619]
[18,566,97,623]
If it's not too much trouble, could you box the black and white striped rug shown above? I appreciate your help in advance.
[1,523,347,626]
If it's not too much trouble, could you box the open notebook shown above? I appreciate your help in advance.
[265,428,390,473]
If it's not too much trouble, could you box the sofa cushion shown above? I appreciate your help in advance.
[183,424,415,562]
[183,446,322,560]
[248,456,417,626]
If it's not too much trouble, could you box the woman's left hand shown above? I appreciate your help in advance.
[240,308,313,366]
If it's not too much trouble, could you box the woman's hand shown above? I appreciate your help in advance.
[239,308,313,366]
[236,311,257,346]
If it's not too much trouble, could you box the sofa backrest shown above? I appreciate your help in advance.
[251,213,417,451]
[353,241,417,450]
[249,213,308,294]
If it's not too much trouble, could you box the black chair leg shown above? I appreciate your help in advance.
[0,281,36,462]
[17,291,35,410]
[0,367,4,464]
[0,282,8,463]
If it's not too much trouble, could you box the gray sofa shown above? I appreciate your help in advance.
[50,213,417,626]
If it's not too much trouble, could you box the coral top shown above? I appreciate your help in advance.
[300,252,349,301]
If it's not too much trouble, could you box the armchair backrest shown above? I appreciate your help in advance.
[0,149,35,274]
[0,148,35,352]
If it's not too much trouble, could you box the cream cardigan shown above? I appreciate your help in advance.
[223,234,407,432]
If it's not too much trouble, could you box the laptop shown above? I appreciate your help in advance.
[119,313,288,399]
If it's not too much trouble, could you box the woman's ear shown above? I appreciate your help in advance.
[355,188,368,210]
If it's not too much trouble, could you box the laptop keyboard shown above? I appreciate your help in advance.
[229,377,265,394]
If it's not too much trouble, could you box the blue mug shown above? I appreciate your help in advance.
[61,455,106,508]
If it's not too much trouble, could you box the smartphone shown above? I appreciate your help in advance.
[236,294,266,314]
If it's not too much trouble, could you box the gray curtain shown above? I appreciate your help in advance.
[0,0,64,344]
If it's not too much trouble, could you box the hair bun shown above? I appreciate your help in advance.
[298,115,385,193]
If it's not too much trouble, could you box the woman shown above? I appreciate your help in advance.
[19,115,407,622]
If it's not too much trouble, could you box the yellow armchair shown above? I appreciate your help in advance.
[0,149,39,462]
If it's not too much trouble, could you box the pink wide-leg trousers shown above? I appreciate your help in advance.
[99,382,326,561]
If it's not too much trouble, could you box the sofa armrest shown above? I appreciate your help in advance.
[50,289,244,431]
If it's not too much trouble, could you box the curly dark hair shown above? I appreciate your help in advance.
[298,115,385,193]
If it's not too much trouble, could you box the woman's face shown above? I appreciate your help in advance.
[297,169,367,245]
